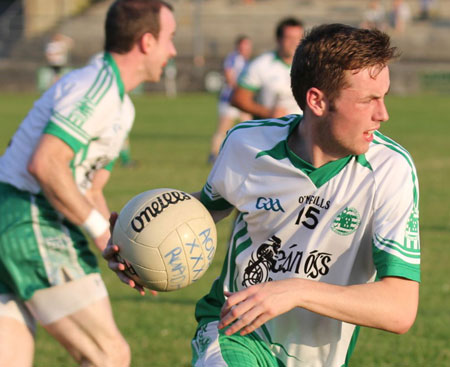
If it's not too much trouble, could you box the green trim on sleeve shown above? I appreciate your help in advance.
[200,188,233,211]
[373,243,421,282]
[237,79,260,92]
[44,120,86,153]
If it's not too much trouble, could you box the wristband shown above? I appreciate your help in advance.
[81,209,109,239]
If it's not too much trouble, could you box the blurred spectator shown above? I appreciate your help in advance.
[418,0,435,20]
[164,58,177,98]
[45,33,74,83]
[208,35,253,164]
[360,0,387,30]
[389,0,412,33]
[231,17,304,120]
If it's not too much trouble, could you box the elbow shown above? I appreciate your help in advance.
[27,157,39,178]
[387,304,418,335]
[27,155,46,183]
[391,312,417,335]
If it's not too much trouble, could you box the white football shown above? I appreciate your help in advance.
[112,188,217,292]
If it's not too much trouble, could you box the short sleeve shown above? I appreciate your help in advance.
[372,151,420,282]
[237,56,262,92]
[200,129,250,211]
[43,66,118,154]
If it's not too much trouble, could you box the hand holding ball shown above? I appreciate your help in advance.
[112,189,217,292]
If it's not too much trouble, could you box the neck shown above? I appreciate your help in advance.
[288,113,340,168]
[277,50,293,65]
[109,51,143,92]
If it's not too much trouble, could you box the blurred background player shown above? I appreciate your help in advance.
[0,1,176,366]
[389,0,412,33]
[360,0,387,30]
[44,33,74,84]
[231,17,304,119]
[208,35,252,164]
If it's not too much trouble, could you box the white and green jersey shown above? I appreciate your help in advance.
[0,52,134,194]
[238,51,302,116]
[196,115,420,367]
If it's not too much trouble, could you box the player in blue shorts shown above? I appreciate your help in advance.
[208,35,253,164]
[0,1,176,366]
[104,24,420,366]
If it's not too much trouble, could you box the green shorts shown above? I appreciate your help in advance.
[191,320,284,367]
[0,182,99,300]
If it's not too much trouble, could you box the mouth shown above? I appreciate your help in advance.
[363,129,377,142]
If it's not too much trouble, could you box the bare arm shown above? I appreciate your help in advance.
[28,134,109,251]
[224,68,237,89]
[219,276,419,336]
[231,87,287,119]
[190,191,233,223]
[84,168,111,219]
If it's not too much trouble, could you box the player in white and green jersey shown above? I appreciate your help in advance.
[232,18,304,119]
[190,24,421,367]
[101,23,420,367]
[0,1,177,366]
[0,51,134,196]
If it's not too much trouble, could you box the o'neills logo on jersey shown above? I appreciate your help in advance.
[331,207,361,235]
[130,191,191,233]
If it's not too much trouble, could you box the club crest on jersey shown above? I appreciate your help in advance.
[331,207,361,235]
[404,205,420,249]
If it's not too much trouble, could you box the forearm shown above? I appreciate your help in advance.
[220,276,419,336]
[37,160,93,225]
[292,277,419,333]
[231,88,272,118]
[84,170,111,219]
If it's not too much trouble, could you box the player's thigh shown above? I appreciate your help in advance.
[0,294,35,367]
[192,321,279,367]
[26,273,122,344]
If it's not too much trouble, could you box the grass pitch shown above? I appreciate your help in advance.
[0,92,449,366]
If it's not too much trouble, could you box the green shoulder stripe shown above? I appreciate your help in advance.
[372,131,419,206]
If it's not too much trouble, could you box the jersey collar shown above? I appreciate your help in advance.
[257,116,365,187]
[104,52,125,101]
[274,51,291,68]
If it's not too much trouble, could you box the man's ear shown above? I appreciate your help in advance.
[139,32,156,54]
[305,87,328,117]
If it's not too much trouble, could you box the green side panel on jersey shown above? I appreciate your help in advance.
[228,215,252,292]
[195,263,228,326]
[195,213,250,325]
[44,120,86,153]
[344,325,360,367]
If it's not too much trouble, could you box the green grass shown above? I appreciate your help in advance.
[0,92,449,366]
